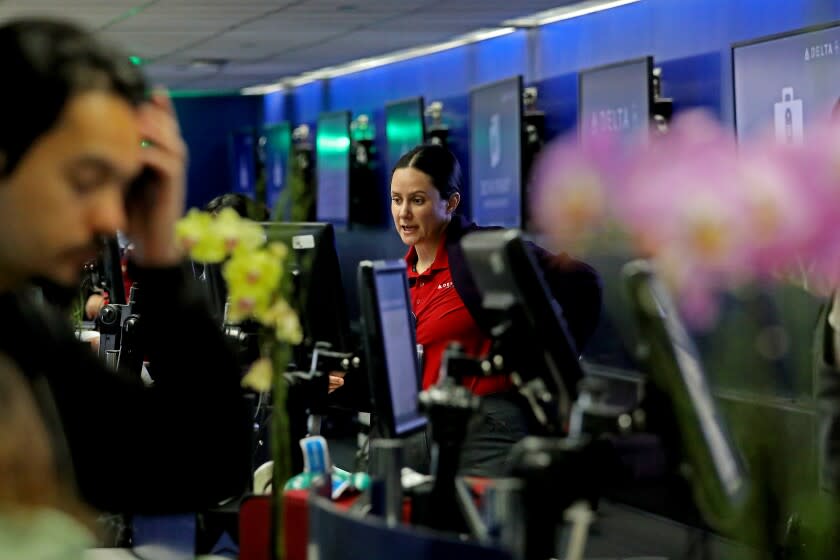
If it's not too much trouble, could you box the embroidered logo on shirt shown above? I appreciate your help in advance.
[437,281,453,290]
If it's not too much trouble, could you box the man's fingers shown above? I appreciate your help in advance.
[138,107,185,159]
[149,87,178,122]
[328,375,345,394]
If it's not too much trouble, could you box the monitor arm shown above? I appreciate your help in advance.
[284,342,357,392]
[441,322,565,436]
[416,370,480,535]
[97,283,143,380]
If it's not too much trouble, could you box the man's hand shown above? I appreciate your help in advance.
[126,89,188,267]
[328,371,346,393]
[84,293,106,319]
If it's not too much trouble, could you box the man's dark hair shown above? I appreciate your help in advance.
[0,18,147,177]
[391,143,462,199]
[205,193,270,221]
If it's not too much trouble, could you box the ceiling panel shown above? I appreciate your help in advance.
[0,1,141,28]
[0,0,586,89]
[100,30,211,58]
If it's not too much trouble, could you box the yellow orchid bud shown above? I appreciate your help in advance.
[241,357,273,392]
[175,209,227,263]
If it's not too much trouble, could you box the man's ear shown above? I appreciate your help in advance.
[447,192,461,214]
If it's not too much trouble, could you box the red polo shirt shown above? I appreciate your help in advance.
[406,235,512,395]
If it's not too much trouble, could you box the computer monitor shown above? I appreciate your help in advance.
[190,222,351,359]
[357,259,426,438]
[228,128,257,197]
[385,97,426,173]
[315,111,352,226]
[622,260,749,527]
[262,122,292,219]
[732,21,840,143]
[459,229,584,431]
[469,76,524,228]
[578,56,654,142]
[261,221,351,354]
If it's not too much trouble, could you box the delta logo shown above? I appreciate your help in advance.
[804,40,840,61]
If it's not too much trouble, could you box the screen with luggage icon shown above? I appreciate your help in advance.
[733,22,840,143]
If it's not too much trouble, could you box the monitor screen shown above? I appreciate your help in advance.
[469,76,524,228]
[262,122,292,219]
[385,97,426,175]
[316,111,352,226]
[733,22,840,143]
[623,260,747,518]
[358,260,426,438]
[229,129,258,197]
[262,222,351,353]
[460,230,584,430]
[578,56,653,142]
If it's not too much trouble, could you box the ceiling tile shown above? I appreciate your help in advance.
[0,0,588,89]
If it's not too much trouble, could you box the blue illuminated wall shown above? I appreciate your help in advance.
[174,95,263,210]
[176,0,840,217]
[269,0,840,225]
[263,90,287,125]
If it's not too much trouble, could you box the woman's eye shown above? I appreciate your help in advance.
[413,198,424,204]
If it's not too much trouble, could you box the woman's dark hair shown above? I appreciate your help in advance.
[0,18,147,177]
[392,144,462,199]
[205,193,270,221]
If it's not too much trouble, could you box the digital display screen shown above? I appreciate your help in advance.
[734,23,840,143]
[386,97,425,175]
[373,269,424,435]
[229,129,257,197]
[316,111,351,226]
[579,57,652,142]
[262,122,292,219]
[470,76,523,228]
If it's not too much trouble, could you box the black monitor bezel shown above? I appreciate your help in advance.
[730,20,840,143]
[357,259,427,439]
[577,55,655,141]
[315,110,352,226]
[468,75,525,229]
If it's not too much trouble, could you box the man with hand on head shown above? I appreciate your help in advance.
[0,18,250,513]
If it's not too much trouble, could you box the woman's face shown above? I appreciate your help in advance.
[390,167,458,248]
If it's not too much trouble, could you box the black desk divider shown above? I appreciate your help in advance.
[307,494,512,560]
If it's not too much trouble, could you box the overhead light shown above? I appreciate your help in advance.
[285,74,321,88]
[128,55,143,66]
[466,27,517,42]
[240,0,637,92]
[189,58,228,70]
[270,26,516,87]
[240,83,286,95]
[504,0,641,27]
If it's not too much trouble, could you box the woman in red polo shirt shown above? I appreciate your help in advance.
[388,144,602,476]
